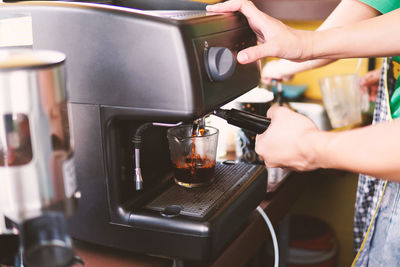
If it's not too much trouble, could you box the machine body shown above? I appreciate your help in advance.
[0,1,267,261]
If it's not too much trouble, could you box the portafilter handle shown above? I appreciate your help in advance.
[212,108,271,134]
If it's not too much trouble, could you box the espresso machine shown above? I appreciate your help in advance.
[0,1,268,262]
[0,49,79,266]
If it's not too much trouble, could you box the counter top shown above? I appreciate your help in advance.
[74,170,317,267]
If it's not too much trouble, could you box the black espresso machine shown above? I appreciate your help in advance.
[0,0,268,262]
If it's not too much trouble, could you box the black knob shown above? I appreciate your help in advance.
[205,47,236,82]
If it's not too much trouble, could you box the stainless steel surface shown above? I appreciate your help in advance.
[0,49,76,224]
[134,149,143,191]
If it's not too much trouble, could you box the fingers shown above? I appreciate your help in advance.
[255,132,279,168]
[369,85,378,101]
[261,60,285,84]
[266,105,284,119]
[360,68,381,86]
[254,134,266,158]
[206,0,261,20]
[266,106,276,119]
[207,1,267,64]
[360,68,381,101]
[206,0,244,12]
[360,75,374,86]
[263,60,296,81]
[206,0,243,12]
[237,43,269,64]
[261,77,279,85]
[261,71,291,85]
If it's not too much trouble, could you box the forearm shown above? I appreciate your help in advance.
[277,0,377,74]
[310,121,400,180]
[207,0,382,62]
[311,9,400,59]
[276,59,335,76]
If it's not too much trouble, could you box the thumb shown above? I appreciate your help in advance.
[237,44,269,64]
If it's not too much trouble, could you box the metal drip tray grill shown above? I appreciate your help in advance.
[145,162,258,219]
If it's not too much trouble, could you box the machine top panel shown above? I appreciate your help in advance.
[141,10,215,20]
[0,1,260,120]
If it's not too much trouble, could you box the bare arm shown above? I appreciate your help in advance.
[312,8,400,59]
[255,106,400,181]
[313,121,400,180]
[206,0,397,62]
[262,0,379,82]
[208,0,400,180]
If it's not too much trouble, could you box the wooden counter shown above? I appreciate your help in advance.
[74,171,316,267]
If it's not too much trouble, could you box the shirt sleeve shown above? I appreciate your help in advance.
[359,0,400,14]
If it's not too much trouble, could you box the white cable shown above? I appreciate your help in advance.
[256,206,279,267]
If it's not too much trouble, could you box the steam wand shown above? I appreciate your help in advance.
[212,108,271,134]
[132,122,182,190]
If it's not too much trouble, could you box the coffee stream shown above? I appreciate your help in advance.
[190,122,206,177]
[173,121,215,186]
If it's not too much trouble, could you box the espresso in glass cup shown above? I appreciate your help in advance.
[167,125,218,188]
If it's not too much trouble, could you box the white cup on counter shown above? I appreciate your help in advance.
[319,74,362,128]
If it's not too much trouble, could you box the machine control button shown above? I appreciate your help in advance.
[205,47,236,82]
[160,205,182,218]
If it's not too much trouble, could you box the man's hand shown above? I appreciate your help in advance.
[255,106,324,171]
[360,68,381,102]
[261,59,295,85]
[206,0,312,64]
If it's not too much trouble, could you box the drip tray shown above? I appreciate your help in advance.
[145,162,259,219]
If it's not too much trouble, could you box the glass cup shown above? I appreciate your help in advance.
[167,125,219,188]
[319,74,362,128]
